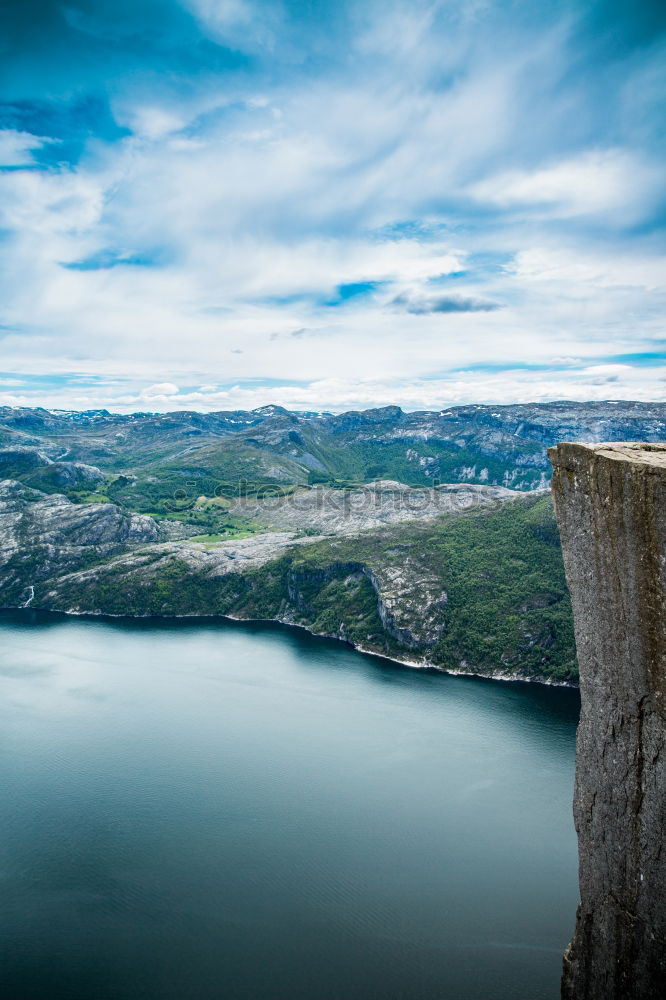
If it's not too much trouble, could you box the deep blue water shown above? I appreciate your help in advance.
[0,610,579,1000]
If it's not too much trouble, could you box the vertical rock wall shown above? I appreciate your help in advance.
[549,443,666,1000]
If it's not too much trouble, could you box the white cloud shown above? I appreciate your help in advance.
[0,129,53,167]
[468,150,661,222]
[143,382,180,397]
[2,365,664,415]
[509,246,666,291]
[0,1,663,413]
[184,0,284,51]
[124,107,189,141]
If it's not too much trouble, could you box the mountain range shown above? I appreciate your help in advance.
[1,399,664,686]
[1,401,664,504]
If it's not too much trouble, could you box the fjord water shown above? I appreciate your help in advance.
[0,611,579,1000]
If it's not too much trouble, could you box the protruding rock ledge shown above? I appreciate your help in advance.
[549,442,666,1000]
[552,440,666,470]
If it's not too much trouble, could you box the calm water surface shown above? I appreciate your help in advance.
[0,610,579,1000]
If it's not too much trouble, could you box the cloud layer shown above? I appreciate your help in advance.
[0,0,664,412]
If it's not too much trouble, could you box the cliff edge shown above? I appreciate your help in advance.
[549,442,666,999]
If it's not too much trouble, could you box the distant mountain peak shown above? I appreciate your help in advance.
[252,405,290,416]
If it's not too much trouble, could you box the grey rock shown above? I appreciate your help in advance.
[0,446,104,489]
[284,560,447,649]
[0,479,162,603]
[237,481,517,535]
[549,442,666,999]
[48,462,105,488]
[0,446,52,475]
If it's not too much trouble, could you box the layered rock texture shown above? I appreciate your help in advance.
[549,443,666,999]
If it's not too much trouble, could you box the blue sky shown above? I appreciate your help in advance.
[0,0,664,412]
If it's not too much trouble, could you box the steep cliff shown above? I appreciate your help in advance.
[549,443,666,999]
[0,478,577,682]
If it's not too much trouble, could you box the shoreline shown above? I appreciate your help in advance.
[2,602,579,690]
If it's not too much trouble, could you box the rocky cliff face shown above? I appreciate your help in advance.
[0,477,576,682]
[0,479,162,605]
[549,443,666,999]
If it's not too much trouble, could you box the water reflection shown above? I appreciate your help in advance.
[0,609,578,1000]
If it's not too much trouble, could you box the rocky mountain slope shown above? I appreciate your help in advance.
[3,399,661,684]
[0,476,576,684]
[1,401,663,502]
[228,480,517,535]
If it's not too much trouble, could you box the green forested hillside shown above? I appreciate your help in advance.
[25,493,576,684]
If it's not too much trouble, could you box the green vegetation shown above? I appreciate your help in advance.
[189,527,259,543]
[0,402,559,503]
[5,401,663,685]
[278,495,576,682]
[37,494,577,684]
[66,490,112,504]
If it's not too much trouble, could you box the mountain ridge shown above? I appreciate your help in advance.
[1,401,664,501]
